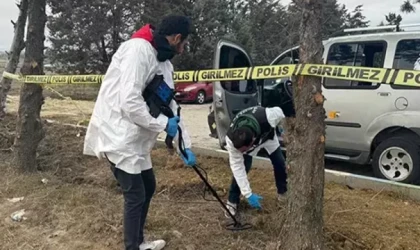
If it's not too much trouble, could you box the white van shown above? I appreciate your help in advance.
[210,25,420,184]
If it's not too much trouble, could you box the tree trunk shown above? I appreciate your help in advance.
[111,7,121,55]
[0,0,29,120]
[14,0,47,172]
[280,0,325,249]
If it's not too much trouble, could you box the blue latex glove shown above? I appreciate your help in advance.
[165,116,180,137]
[247,193,263,209]
[181,148,196,166]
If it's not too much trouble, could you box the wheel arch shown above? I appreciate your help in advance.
[197,89,206,95]
[371,126,420,154]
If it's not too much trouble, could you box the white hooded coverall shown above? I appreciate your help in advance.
[83,38,191,174]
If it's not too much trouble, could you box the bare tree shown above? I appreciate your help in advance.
[280,0,326,249]
[0,0,29,120]
[14,0,47,172]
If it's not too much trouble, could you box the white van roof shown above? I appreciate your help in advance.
[326,30,420,44]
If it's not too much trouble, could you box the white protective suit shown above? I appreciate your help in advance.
[225,107,285,198]
[83,37,191,174]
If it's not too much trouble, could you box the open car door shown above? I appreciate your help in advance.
[212,39,259,149]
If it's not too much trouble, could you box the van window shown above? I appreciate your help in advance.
[219,46,257,93]
[324,41,386,89]
[392,39,420,89]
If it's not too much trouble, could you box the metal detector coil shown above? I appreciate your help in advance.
[167,106,252,231]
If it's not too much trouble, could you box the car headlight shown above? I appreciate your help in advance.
[184,85,197,92]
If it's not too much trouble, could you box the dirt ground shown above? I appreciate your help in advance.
[1,110,420,249]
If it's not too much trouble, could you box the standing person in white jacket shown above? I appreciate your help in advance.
[83,16,196,250]
[224,105,288,217]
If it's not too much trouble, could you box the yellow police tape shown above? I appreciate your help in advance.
[2,71,104,85]
[173,64,420,87]
[3,63,420,87]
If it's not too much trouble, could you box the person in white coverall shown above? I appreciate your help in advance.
[83,16,196,250]
[224,105,288,218]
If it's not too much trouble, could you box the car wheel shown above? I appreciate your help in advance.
[372,136,420,184]
[196,91,206,104]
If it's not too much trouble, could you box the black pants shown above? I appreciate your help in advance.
[228,147,288,204]
[110,164,156,250]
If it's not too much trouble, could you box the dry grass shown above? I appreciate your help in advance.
[42,84,100,101]
[1,113,420,250]
[6,95,94,125]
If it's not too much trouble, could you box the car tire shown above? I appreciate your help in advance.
[196,91,206,104]
[372,136,420,184]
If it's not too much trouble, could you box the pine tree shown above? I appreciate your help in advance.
[401,0,419,13]
[343,5,370,29]
[47,0,143,74]
[385,12,403,26]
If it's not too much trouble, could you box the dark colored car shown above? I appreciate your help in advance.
[174,81,213,104]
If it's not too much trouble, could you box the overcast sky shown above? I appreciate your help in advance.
[0,0,420,51]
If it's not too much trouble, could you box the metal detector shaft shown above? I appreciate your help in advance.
[190,164,240,224]
[164,103,246,228]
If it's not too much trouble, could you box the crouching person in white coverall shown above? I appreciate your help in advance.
[83,16,196,250]
[224,106,288,217]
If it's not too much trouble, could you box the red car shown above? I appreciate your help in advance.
[174,81,213,104]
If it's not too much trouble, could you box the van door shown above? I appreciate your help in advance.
[265,47,300,150]
[213,40,259,148]
[322,40,389,160]
[264,47,300,108]
[266,47,300,87]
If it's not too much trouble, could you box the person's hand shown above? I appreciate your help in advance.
[181,148,196,166]
[165,116,180,137]
[246,193,263,209]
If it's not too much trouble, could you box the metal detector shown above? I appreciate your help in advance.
[164,105,252,231]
